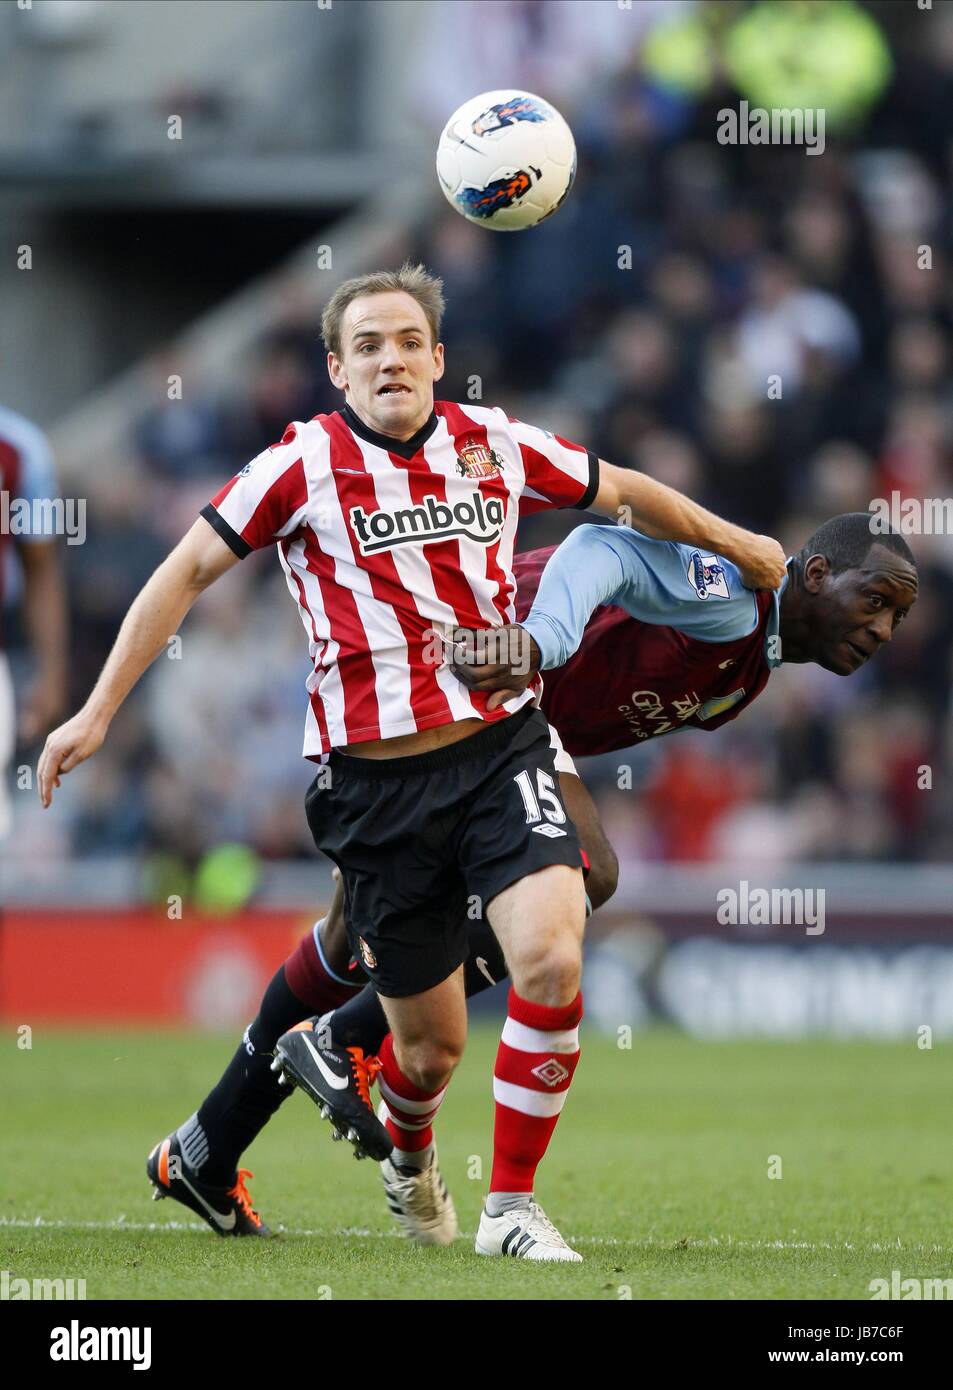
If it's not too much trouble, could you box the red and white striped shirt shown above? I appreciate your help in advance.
[202,400,598,758]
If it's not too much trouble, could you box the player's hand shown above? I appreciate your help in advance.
[449,624,541,712]
[37,708,109,808]
[732,535,787,591]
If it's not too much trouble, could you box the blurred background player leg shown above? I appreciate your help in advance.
[0,651,13,846]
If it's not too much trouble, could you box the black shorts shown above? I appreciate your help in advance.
[304,706,583,998]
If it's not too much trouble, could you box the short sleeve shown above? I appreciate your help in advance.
[10,418,60,543]
[201,424,310,557]
[596,527,761,641]
[523,525,761,668]
[506,414,598,515]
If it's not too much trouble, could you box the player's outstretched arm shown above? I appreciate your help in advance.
[590,459,786,591]
[37,517,240,807]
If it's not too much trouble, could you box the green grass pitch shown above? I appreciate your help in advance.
[1,1027,948,1300]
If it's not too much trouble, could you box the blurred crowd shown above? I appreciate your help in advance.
[7,1,953,878]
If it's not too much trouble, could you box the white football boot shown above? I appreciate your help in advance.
[475,1199,582,1262]
[378,1102,458,1246]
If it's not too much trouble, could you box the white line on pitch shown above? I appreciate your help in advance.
[0,1215,395,1238]
[0,1216,948,1254]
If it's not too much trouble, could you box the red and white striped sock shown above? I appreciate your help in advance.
[490,988,583,1197]
[377,1033,449,1171]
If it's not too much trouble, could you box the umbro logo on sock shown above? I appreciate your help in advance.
[531,1058,570,1087]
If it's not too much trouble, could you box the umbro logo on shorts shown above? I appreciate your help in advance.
[349,492,505,555]
[531,823,567,838]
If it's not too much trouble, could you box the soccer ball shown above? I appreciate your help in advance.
[436,90,576,232]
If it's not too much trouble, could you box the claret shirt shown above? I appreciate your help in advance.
[0,404,60,650]
[516,525,785,756]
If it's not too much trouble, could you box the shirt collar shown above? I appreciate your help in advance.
[765,563,791,669]
[340,400,439,460]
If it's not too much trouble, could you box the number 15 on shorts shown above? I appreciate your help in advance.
[513,768,567,831]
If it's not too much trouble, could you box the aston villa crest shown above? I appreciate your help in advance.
[455,438,503,480]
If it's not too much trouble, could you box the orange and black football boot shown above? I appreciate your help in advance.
[272,1018,393,1161]
[146,1133,272,1237]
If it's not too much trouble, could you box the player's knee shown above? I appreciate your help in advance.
[515,940,582,1007]
[399,1038,463,1093]
[586,846,619,911]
